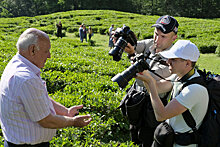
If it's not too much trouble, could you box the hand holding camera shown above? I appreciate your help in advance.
[136,70,156,88]
[108,25,137,61]
[124,43,136,55]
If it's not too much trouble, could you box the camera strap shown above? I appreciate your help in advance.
[148,69,167,81]
[147,56,168,67]
[149,55,161,69]
[145,54,169,81]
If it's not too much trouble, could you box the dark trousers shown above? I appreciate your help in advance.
[89,34,92,40]
[57,30,62,38]
[130,124,155,147]
[4,140,49,147]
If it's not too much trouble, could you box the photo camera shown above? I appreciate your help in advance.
[108,25,137,61]
[112,53,150,89]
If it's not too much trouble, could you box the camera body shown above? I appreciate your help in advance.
[112,53,150,88]
[109,25,137,61]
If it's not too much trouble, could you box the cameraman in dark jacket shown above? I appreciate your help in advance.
[123,15,179,147]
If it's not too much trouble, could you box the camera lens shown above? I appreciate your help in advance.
[111,73,128,89]
[108,37,128,61]
[109,46,123,61]
[112,62,141,88]
[115,37,128,49]
[112,58,149,88]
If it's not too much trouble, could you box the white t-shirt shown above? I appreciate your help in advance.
[168,70,209,147]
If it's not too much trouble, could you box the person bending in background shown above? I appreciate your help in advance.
[0,28,92,147]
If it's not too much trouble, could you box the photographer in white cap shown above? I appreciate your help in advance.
[136,40,209,147]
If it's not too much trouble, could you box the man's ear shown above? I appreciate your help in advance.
[186,60,192,67]
[172,34,178,42]
[28,44,35,56]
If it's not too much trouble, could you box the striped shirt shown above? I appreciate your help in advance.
[0,53,56,145]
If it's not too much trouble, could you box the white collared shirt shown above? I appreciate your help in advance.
[0,53,56,145]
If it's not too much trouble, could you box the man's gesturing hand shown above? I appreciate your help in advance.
[72,114,92,127]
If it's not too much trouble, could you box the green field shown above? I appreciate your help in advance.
[0,10,219,146]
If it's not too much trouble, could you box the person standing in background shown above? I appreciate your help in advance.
[108,24,114,49]
[56,21,62,38]
[88,26,93,40]
[79,24,84,42]
[82,25,87,42]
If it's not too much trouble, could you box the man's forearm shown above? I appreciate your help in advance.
[50,98,68,116]
[38,113,74,129]
[38,113,91,129]
[148,82,167,121]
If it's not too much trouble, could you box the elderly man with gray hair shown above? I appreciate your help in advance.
[0,28,92,147]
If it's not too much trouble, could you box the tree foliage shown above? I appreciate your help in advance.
[0,0,219,18]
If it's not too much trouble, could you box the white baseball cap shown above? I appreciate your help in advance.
[159,40,200,62]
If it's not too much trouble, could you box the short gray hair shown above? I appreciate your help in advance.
[16,28,48,51]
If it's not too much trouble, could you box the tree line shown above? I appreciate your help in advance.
[0,0,219,18]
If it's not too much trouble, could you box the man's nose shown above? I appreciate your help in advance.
[167,59,171,64]
[155,36,161,43]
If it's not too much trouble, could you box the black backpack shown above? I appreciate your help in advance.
[175,69,220,147]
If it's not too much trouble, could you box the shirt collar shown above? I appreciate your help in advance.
[178,68,195,83]
[16,53,41,77]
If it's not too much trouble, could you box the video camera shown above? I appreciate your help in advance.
[108,25,137,61]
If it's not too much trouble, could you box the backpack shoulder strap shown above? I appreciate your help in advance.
[182,76,206,89]
[181,76,206,131]
[182,110,197,131]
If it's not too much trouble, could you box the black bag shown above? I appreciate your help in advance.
[175,69,220,147]
[152,122,174,147]
[118,83,147,126]
[118,82,169,128]
[143,96,168,128]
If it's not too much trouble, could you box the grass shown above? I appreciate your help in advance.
[70,32,220,75]
[197,54,220,74]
